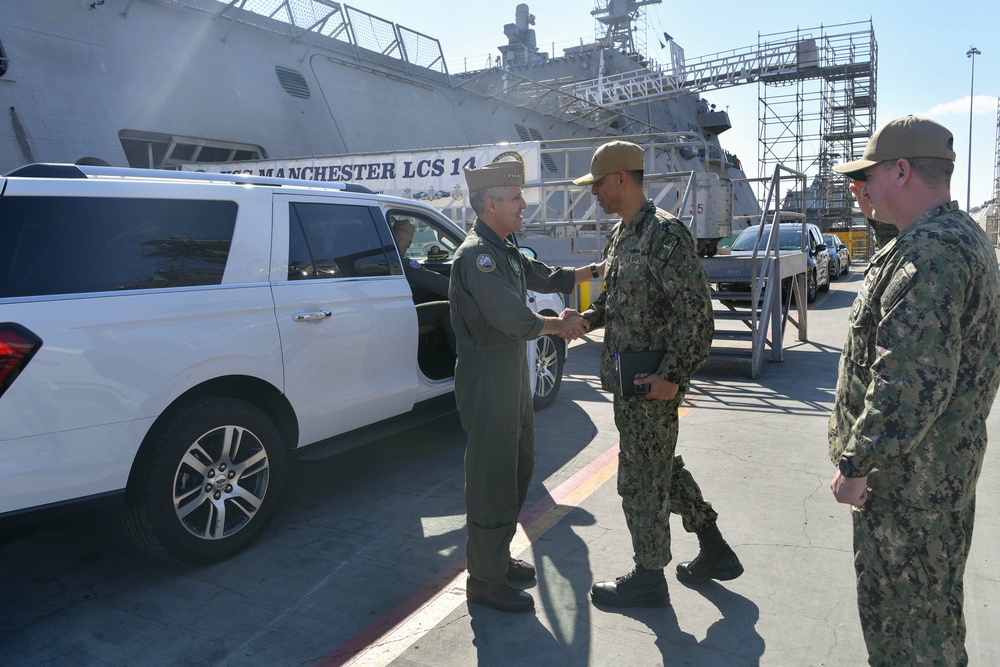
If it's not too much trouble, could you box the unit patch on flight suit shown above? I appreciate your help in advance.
[508,255,521,275]
[476,254,496,272]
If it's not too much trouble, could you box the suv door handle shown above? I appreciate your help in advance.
[293,310,332,322]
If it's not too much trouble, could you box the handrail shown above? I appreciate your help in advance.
[744,164,807,377]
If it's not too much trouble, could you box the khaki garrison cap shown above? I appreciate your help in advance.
[464,160,524,192]
[833,115,956,180]
[573,140,645,185]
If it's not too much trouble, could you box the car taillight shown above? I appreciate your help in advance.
[0,324,42,398]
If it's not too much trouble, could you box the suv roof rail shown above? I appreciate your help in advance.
[5,163,89,178]
[4,163,375,194]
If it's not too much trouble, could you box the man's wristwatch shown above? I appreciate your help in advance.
[590,263,600,279]
[838,456,866,478]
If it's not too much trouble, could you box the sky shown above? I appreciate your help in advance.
[343,0,1000,211]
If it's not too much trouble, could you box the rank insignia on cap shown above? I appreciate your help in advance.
[508,255,521,275]
[476,254,496,272]
[409,259,421,268]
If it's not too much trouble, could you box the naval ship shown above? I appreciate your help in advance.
[0,0,759,231]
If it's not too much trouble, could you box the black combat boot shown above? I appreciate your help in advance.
[591,565,669,608]
[507,556,536,582]
[675,523,744,584]
[467,577,535,613]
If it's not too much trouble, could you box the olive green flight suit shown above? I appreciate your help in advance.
[449,219,575,585]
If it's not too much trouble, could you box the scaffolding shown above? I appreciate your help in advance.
[758,22,877,232]
[988,97,1000,247]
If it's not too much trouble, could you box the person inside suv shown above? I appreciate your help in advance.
[392,217,455,354]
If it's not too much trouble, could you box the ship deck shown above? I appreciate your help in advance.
[2,265,999,666]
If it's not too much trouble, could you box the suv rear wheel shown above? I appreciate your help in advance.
[122,398,287,563]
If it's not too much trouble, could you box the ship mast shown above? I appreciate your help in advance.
[591,0,661,63]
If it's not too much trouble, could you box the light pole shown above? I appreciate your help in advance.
[967,46,981,213]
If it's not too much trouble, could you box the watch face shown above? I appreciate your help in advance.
[839,457,864,478]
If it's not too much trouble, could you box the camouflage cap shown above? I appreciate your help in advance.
[833,115,956,180]
[463,160,524,192]
[573,140,645,185]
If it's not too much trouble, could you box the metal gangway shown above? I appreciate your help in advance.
[702,165,810,378]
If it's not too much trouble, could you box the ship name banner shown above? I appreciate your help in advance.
[183,143,542,204]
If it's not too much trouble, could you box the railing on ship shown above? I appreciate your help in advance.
[435,132,720,236]
[181,0,448,76]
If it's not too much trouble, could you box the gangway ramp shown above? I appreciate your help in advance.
[703,251,808,379]
[702,165,810,378]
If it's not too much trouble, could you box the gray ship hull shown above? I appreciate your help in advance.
[0,0,754,218]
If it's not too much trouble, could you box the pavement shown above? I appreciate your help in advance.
[2,267,999,666]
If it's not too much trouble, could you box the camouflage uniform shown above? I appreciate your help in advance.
[866,217,899,250]
[583,201,716,569]
[829,201,1000,666]
[449,219,575,586]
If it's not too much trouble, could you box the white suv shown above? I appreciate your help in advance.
[0,164,568,563]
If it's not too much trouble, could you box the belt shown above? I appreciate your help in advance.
[456,340,521,353]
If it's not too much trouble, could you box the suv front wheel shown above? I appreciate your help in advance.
[532,334,565,410]
[122,398,287,563]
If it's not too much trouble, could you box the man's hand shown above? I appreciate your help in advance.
[830,469,868,507]
[850,179,875,220]
[542,310,589,340]
[634,374,679,401]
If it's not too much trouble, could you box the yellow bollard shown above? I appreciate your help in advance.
[579,281,591,311]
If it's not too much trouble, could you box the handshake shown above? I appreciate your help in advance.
[556,308,590,340]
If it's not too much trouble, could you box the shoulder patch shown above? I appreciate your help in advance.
[476,253,496,272]
[409,259,421,269]
[653,234,680,263]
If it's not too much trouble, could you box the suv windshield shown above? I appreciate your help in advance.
[731,226,804,252]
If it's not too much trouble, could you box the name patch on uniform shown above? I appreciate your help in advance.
[476,254,496,272]
[508,255,521,275]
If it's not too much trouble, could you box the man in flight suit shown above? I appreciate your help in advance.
[450,160,600,612]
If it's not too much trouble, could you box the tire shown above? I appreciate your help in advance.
[122,398,287,564]
[819,265,831,293]
[829,258,840,281]
[806,270,818,303]
[532,333,565,410]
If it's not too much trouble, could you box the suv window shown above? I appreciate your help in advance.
[387,211,460,264]
[0,196,237,298]
[288,203,393,279]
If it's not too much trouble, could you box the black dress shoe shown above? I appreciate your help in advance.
[467,577,535,612]
[591,566,669,608]
[507,557,536,582]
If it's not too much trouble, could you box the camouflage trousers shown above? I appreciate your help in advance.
[613,393,718,570]
[852,493,975,666]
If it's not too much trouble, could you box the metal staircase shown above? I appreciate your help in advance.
[702,165,810,378]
